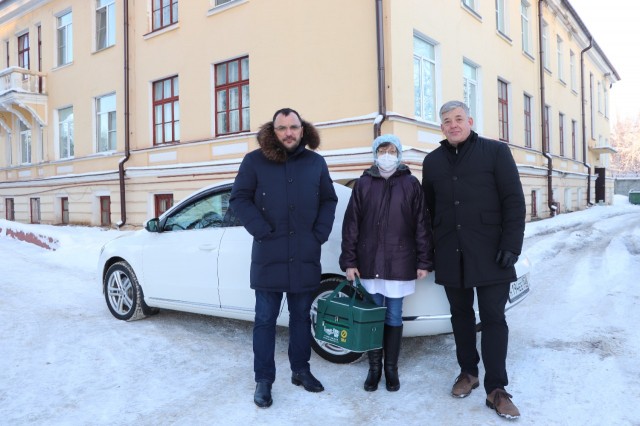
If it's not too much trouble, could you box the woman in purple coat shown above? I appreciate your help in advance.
[339,134,434,392]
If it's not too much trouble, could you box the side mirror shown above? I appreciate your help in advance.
[145,218,160,233]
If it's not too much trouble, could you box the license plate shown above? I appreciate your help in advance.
[508,275,529,303]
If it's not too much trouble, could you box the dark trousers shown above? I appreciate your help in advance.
[445,282,510,394]
[253,289,315,384]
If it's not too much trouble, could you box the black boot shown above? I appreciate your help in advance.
[363,349,383,391]
[383,324,403,392]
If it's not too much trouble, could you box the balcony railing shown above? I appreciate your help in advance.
[0,66,47,95]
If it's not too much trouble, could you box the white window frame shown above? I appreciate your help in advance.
[20,121,31,164]
[96,0,115,51]
[597,81,603,113]
[557,36,564,82]
[56,10,73,66]
[569,50,576,91]
[521,1,532,55]
[96,93,116,152]
[462,0,479,13]
[413,34,439,123]
[57,106,74,159]
[463,60,481,132]
[495,0,508,36]
[542,21,550,71]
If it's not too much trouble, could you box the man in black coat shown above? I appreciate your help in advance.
[230,108,338,408]
[422,101,525,419]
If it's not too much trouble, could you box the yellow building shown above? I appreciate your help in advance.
[0,0,619,228]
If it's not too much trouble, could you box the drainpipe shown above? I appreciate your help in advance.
[580,37,593,206]
[117,0,131,227]
[373,0,387,138]
[538,0,555,216]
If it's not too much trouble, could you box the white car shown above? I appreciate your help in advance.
[99,182,531,364]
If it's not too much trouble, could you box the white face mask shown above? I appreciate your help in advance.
[376,153,399,172]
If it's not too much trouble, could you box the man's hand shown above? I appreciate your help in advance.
[417,269,428,279]
[495,250,519,269]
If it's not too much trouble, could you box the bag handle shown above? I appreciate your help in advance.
[317,276,377,325]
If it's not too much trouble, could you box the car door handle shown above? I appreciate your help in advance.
[198,244,218,251]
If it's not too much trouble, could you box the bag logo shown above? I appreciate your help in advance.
[323,325,340,339]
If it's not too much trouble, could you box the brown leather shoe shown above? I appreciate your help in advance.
[486,388,521,419]
[451,372,479,398]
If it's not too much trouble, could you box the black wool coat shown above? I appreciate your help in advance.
[421,131,525,288]
[229,120,338,293]
[339,165,434,281]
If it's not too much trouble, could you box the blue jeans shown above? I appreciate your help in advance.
[253,290,315,384]
[370,293,404,327]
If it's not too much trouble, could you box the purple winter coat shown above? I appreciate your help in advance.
[339,164,434,280]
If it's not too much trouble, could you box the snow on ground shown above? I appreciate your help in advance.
[1,196,639,425]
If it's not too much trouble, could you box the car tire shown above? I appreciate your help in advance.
[310,276,364,364]
[104,261,151,321]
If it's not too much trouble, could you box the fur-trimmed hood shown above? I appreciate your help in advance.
[256,119,320,163]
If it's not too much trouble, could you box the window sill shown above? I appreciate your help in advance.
[496,30,512,44]
[144,23,180,40]
[208,0,248,16]
[461,3,482,21]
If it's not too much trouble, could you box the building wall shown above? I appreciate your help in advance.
[0,0,619,227]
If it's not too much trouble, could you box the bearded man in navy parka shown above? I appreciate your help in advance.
[229,108,338,409]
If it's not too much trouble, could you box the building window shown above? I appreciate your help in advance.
[155,194,174,217]
[153,76,180,144]
[462,0,478,12]
[5,198,15,221]
[57,11,73,66]
[542,21,549,70]
[521,1,531,55]
[497,79,509,142]
[589,73,595,139]
[215,0,233,6]
[5,40,9,67]
[597,81,603,113]
[152,0,178,31]
[215,56,250,136]
[571,119,577,160]
[463,61,478,125]
[495,0,507,36]
[569,50,576,91]
[524,94,532,148]
[557,36,564,82]
[558,112,565,157]
[414,36,437,123]
[20,121,31,164]
[531,190,538,218]
[604,82,609,118]
[58,106,74,158]
[100,196,111,226]
[544,105,551,153]
[96,0,115,50]
[18,33,29,69]
[96,93,116,152]
[61,197,69,224]
[30,198,40,224]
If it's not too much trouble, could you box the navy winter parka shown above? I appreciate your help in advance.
[421,131,526,288]
[339,165,434,280]
[229,120,338,293]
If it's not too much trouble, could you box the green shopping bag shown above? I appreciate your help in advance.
[315,277,386,352]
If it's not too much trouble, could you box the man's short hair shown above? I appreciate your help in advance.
[439,101,470,120]
[272,107,302,123]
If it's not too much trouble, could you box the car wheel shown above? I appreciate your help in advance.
[104,261,150,321]
[310,276,364,364]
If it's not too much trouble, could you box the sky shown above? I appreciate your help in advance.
[570,1,640,122]
[1,195,639,425]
